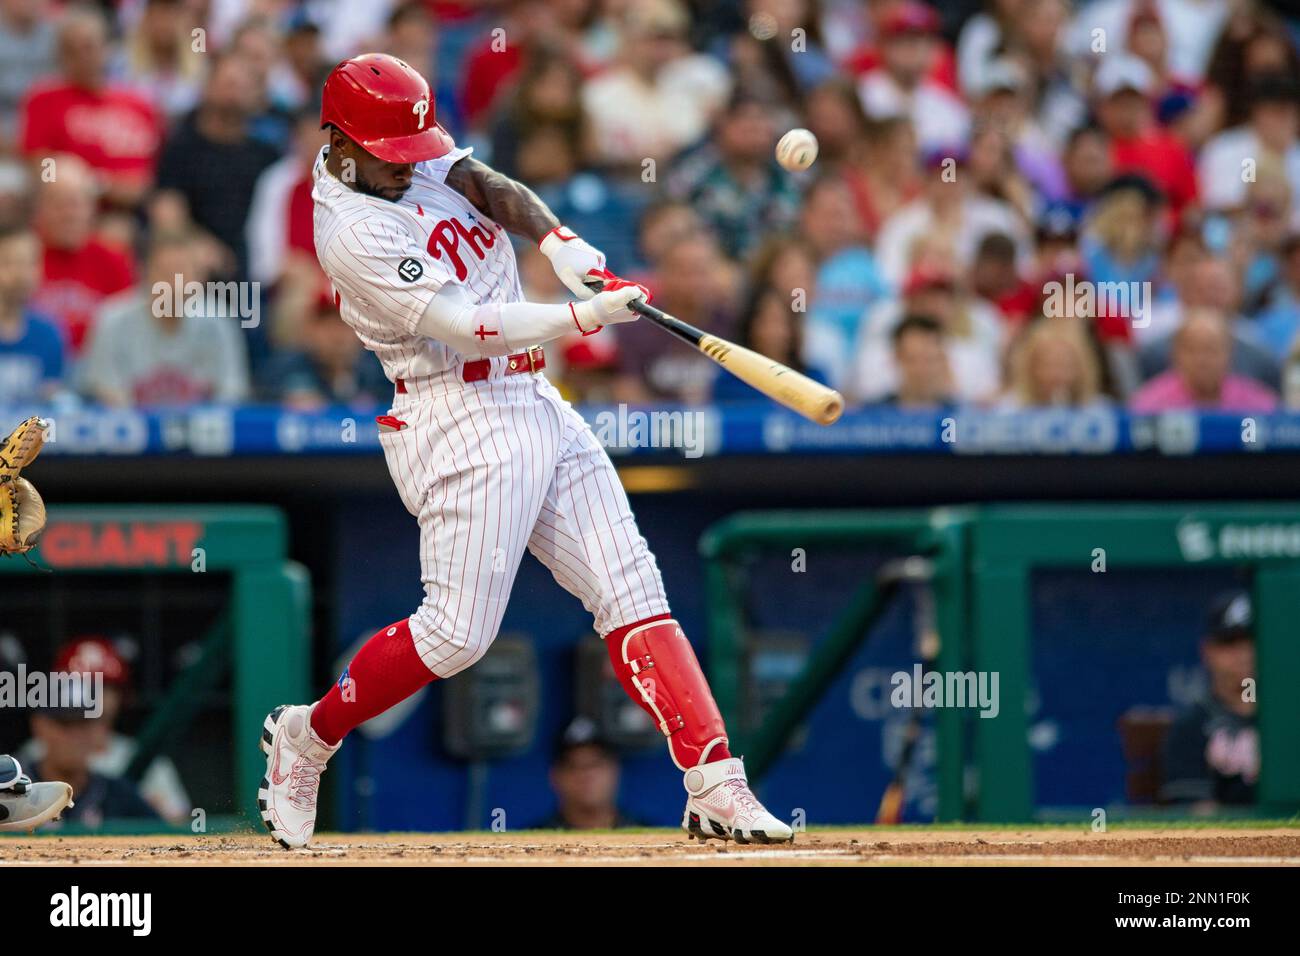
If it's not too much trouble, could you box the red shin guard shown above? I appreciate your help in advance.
[310,619,436,745]
[604,615,731,769]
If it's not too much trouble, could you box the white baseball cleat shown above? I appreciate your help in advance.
[682,757,794,844]
[0,755,74,832]
[257,704,339,849]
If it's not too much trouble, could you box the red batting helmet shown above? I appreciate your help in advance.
[55,636,131,686]
[320,53,455,163]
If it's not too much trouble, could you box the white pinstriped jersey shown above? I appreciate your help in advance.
[310,144,669,675]
[312,145,525,383]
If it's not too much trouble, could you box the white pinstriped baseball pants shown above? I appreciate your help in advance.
[377,365,671,678]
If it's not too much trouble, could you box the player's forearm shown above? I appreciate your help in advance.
[445,157,558,243]
[416,286,591,356]
[417,283,644,356]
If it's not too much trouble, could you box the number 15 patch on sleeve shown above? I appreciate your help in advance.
[398,258,424,282]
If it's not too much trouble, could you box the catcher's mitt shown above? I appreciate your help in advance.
[0,478,46,555]
[0,417,49,557]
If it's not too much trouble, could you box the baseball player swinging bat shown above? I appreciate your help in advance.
[256,54,796,850]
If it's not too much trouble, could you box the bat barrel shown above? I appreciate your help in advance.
[627,298,844,426]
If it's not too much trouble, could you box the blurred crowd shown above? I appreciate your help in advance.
[0,0,1299,414]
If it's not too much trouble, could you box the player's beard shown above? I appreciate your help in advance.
[354,173,410,203]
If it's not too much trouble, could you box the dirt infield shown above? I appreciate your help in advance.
[2,826,1299,866]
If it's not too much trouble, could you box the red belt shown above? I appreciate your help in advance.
[396,346,546,392]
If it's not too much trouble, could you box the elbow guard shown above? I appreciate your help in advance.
[417,283,508,355]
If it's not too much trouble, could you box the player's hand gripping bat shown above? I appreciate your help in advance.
[590,279,844,425]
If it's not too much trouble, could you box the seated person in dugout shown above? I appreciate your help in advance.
[1159,590,1258,810]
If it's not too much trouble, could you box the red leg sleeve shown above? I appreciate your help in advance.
[310,618,436,746]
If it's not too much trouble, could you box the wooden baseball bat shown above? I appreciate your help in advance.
[626,298,844,425]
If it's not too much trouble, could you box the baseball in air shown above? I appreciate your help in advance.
[776,128,819,171]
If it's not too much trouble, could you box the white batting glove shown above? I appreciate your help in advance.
[540,226,606,300]
[570,285,646,334]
